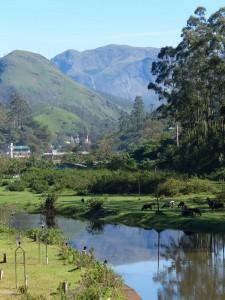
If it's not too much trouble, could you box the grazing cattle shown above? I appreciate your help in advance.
[188,208,201,216]
[181,206,201,216]
[178,201,185,208]
[212,202,224,211]
[141,202,156,211]
[162,201,175,209]
[206,198,214,208]
[170,200,175,207]
[182,209,194,217]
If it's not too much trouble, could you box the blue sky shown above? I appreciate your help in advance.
[1,0,224,59]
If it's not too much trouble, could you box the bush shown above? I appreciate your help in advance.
[6,180,26,191]
[29,180,49,193]
[1,180,9,186]
[26,228,66,245]
[158,178,185,196]
[183,177,215,194]
[75,261,125,300]
[157,177,215,196]
[87,198,104,211]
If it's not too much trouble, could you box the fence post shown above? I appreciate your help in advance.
[62,281,68,293]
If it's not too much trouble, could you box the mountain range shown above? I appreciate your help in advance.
[0,45,160,144]
[0,50,127,143]
[51,44,160,109]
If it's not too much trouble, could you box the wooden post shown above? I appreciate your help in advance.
[34,233,38,242]
[25,275,28,287]
[0,269,3,280]
[62,281,68,293]
[76,260,81,270]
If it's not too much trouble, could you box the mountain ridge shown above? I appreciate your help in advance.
[51,44,160,108]
[0,50,129,143]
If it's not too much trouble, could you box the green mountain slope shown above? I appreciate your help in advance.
[0,50,128,142]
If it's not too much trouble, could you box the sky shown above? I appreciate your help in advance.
[1,0,224,59]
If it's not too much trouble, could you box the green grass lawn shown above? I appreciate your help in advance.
[0,186,224,233]
[0,231,81,300]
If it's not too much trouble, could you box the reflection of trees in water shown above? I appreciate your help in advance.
[153,232,225,299]
[86,221,106,235]
[43,213,57,228]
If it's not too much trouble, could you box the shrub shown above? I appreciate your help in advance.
[6,180,26,191]
[26,228,66,245]
[183,177,215,194]
[29,180,49,193]
[158,178,185,196]
[1,180,9,186]
[87,198,104,212]
[75,261,125,300]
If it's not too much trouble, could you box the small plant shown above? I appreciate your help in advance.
[6,180,26,191]
[19,285,28,294]
[75,261,125,300]
[87,198,104,212]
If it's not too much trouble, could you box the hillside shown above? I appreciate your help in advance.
[51,44,160,108]
[0,50,129,143]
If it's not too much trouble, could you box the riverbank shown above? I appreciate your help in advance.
[54,192,225,233]
[0,188,225,233]
[0,231,81,299]
[0,229,139,300]
[121,285,141,300]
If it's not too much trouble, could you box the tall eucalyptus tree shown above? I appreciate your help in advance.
[148,7,225,172]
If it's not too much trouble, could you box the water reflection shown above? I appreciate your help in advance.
[3,211,225,300]
[152,231,225,300]
[86,220,106,235]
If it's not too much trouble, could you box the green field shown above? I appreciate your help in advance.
[0,186,224,233]
[0,231,81,300]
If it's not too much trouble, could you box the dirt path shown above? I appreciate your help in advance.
[120,284,142,300]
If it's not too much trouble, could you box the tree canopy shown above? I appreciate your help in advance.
[148,7,225,173]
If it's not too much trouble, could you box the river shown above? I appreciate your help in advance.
[6,211,225,300]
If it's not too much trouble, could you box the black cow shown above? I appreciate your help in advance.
[212,202,224,211]
[188,208,201,216]
[206,198,214,208]
[141,202,156,211]
[178,201,185,208]
[181,206,201,216]
[182,209,194,217]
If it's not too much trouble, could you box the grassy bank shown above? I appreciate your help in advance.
[57,193,225,233]
[0,186,224,233]
[0,230,81,300]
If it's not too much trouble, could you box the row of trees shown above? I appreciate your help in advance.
[148,7,225,174]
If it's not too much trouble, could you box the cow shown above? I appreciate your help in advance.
[206,198,214,208]
[162,200,175,209]
[178,201,185,208]
[141,202,156,211]
[181,206,201,216]
[212,202,224,211]
[188,208,201,216]
[182,209,194,217]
